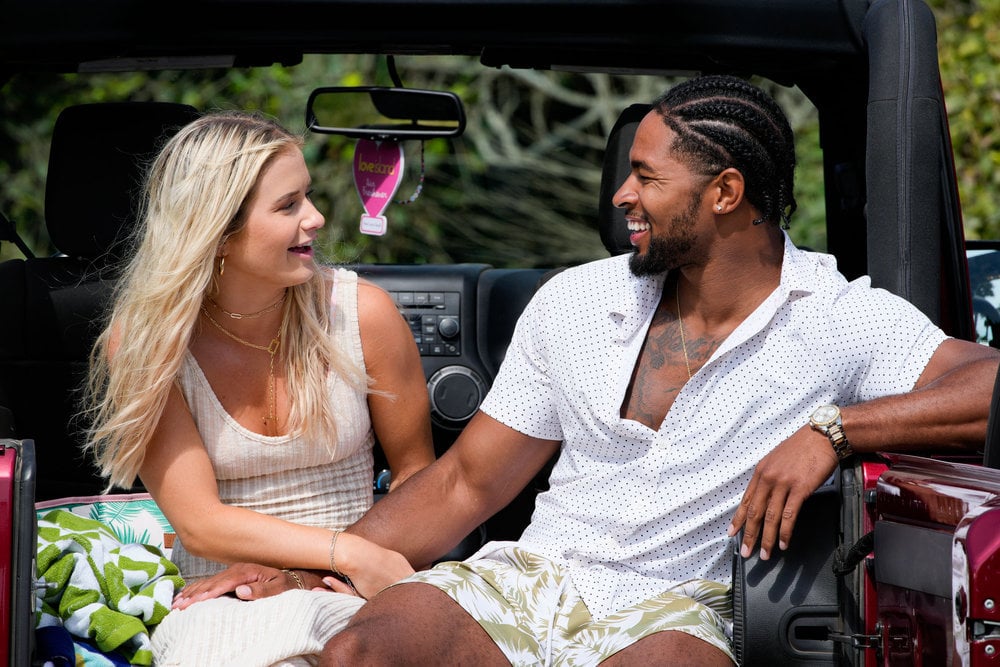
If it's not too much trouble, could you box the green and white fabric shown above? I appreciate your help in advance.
[35,509,183,666]
[35,492,175,555]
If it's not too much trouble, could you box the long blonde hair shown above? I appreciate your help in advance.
[83,110,369,490]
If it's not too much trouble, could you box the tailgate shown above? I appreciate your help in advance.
[876,454,1000,665]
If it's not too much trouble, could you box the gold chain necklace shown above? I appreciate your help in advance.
[675,279,693,380]
[207,290,286,320]
[200,306,281,431]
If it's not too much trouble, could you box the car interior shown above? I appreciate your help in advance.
[0,102,201,501]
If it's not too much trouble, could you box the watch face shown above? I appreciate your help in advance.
[811,405,840,425]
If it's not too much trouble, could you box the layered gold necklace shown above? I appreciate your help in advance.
[200,302,283,433]
[208,290,286,319]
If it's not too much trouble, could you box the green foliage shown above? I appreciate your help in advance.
[2,5,991,266]
[928,0,1000,239]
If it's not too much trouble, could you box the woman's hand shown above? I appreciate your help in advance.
[329,532,415,599]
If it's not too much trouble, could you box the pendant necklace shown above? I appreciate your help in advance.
[675,280,693,380]
[201,306,282,432]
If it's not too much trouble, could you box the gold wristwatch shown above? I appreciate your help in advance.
[809,404,853,460]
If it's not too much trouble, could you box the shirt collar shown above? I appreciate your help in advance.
[779,230,837,298]
[608,254,665,341]
[608,232,831,341]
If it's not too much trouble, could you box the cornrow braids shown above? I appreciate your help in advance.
[653,75,797,228]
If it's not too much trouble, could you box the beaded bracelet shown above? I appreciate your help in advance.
[281,568,305,590]
[328,530,344,577]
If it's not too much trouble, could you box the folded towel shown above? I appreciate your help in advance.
[36,509,184,666]
[152,588,365,666]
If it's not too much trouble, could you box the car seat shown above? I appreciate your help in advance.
[0,101,200,501]
[596,102,650,257]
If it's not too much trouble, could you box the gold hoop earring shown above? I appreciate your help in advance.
[218,256,225,277]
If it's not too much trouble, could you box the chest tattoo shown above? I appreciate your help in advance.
[621,305,721,429]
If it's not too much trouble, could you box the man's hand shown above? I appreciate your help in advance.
[172,563,326,610]
[727,424,838,560]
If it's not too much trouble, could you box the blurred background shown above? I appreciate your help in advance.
[0,0,995,268]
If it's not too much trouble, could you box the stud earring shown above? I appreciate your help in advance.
[716,205,723,211]
[218,256,225,277]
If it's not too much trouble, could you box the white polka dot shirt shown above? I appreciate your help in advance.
[479,233,947,620]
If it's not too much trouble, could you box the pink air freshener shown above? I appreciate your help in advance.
[353,139,404,236]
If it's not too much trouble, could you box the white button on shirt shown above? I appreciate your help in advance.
[479,233,946,620]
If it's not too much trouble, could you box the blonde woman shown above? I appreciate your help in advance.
[82,110,434,665]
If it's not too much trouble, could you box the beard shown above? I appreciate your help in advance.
[628,194,700,277]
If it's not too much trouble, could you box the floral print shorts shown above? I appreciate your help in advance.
[395,546,736,666]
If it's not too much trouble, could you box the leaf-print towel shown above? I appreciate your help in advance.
[35,509,184,666]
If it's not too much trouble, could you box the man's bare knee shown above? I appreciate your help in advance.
[602,629,733,666]
[320,585,417,664]
[320,626,367,667]
[321,582,507,666]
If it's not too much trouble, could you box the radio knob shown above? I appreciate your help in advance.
[438,317,460,339]
[427,365,486,429]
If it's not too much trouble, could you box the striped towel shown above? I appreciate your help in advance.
[35,509,184,666]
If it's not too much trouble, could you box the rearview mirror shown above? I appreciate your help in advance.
[306,86,466,140]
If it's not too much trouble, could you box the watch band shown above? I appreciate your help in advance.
[809,404,854,461]
[825,422,853,460]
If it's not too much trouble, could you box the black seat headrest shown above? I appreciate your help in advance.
[44,102,200,261]
[596,103,651,257]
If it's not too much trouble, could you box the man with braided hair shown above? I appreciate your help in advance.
[187,75,999,664]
